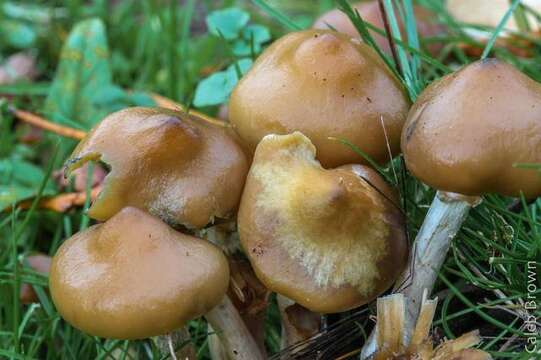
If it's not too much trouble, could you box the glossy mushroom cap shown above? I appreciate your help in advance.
[313,1,444,55]
[238,132,408,313]
[402,59,541,198]
[229,30,410,168]
[65,107,248,229]
[49,207,229,339]
[448,0,541,34]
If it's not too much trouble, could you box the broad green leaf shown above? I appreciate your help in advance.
[44,18,112,130]
[0,158,45,188]
[0,20,36,48]
[241,24,271,45]
[193,72,230,107]
[232,39,261,57]
[206,8,250,40]
[193,59,253,107]
[1,2,56,24]
[0,184,55,211]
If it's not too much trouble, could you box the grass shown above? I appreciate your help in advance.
[0,0,540,359]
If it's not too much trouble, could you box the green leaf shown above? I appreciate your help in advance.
[232,39,261,57]
[0,158,45,189]
[193,59,252,107]
[241,24,271,45]
[193,72,230,107]
[226,58,253,80]
[206,8,250,40]
[43,18,113,130]
[0,20,36,49]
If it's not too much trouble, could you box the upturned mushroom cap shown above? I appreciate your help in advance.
[49,207,229,339]
[313,1,444,55]
[238,132,407,313]
[229,30,410,168]
[402,59,541,198]
[65,107,248,228]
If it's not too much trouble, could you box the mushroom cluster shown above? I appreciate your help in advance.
[49,26,413,359]
[47,5,540,359]
[50,108,265,358]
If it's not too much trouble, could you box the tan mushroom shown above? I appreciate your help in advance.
[448,0,541,34]
[65,107,248,229]
[238,132,408,313]
[403,58,541,198]
[362,59,541,357]
[49,207,230,339]
[447,0,541,57]
[313,1,444,55]
[229,29,410,168]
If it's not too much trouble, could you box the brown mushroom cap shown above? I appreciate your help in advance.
[447,0,541,34]
[238,132,407,313]
[313,1,444,55]
[65,107,248,229]
[402,59,541,198]
[49,207,229,339]
[229,29,410,168]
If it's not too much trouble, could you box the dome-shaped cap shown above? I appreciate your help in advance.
[49,207,230,339]
[229,30,410,168]
[402,59,541,198]
[238,132,408,313]
[448,0,541,34]
[65,107,248,228]
[313,1,444,55]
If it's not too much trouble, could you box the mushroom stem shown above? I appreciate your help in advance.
[208,324,228,360]
[155,328,196,360]
[360,191,480,359]
[205,296,264,360]
[277,295,320,350]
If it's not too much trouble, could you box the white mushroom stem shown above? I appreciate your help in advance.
[360,191,480,359]
[202,224,262,360]
[277,295,320,350]
[205,296,264,360]
[208,324,228,360]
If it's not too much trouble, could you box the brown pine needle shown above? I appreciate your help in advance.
[18,186,101,213]
[11,108,87,140]
[149,92,183,111]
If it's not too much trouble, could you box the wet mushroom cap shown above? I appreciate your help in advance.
[49,207,230,339]
[65,107,248,229]
[229,29,410,168]
[238,132,408,313]
[402,59,541,198]
[313,1,444,55]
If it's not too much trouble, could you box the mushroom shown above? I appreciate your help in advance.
[238,132,408,313]
[313,1,444,55]
[448,0,541,34]
[447,0,541,56]
[64,107,248,229]
[403,59,541,199]
[229,29,410,168]
[49,207,230,339]
[361,58,541,357]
